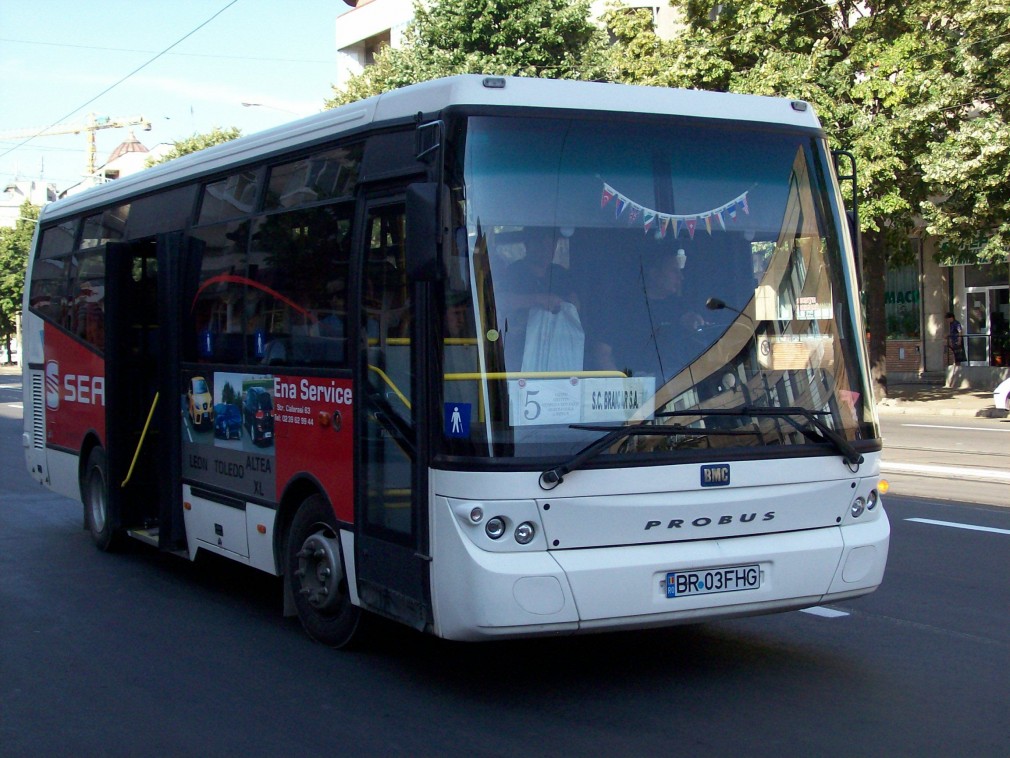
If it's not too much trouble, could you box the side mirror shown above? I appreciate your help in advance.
[405,182,441,282]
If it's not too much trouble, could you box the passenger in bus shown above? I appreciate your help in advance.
[589,249,704,379]
[497,227,583,371]
[316,279,347,338]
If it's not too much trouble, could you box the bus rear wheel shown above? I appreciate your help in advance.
[83,447,123,552]
[286,494,361,648]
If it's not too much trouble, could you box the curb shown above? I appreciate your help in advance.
[876,404,1006,419]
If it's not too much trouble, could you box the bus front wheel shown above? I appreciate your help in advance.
[286,494,361,648]
[83,447,123,552]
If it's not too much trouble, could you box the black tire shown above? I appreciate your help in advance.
[286,494,361,648]
[82,447,123,552]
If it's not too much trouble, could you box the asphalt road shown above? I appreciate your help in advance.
[1,372,1008,756]
[880,414,1010,506]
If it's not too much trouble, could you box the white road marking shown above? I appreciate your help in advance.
[800,606,850,618]
[880,461,1010,483]
[906,518,1010,536]
[900,423,1008,433]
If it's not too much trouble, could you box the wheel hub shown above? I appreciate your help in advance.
[295,532,344,613]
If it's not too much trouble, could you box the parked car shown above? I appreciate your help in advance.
[187,376,213,430]
[213,402,242,440]
[243,386,274,446]
[994,377,1010,413]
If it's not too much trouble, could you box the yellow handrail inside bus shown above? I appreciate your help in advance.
[121,392,159,488]
[443,370,627,381]
[368,366,411,410]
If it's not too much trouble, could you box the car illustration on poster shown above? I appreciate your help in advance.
[187,375,213,429]
[243,385,274,446]
[213,402,242,440]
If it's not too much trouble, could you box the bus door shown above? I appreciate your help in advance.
[355,199,432,631]
[104,234,184,550]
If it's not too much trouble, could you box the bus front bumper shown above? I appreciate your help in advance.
[430,507,889,642]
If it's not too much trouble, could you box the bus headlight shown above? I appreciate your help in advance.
[469,506,484,524]
[514,522,536,545]
[867,490,879,510]
[485,517,506,540]
[851,497,866,518]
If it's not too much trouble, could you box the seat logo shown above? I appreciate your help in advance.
[45,361,60,411]
[700,464,731,487]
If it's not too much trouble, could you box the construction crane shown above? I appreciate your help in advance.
[0,114,152,177]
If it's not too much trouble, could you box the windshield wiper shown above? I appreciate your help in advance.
[657,405,864,468]
[539,422,761,490]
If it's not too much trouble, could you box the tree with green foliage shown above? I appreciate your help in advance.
[610,0,1002,398]
[0,200,39,362]
[916,3,1010,266]
[327,0,608,106]
[601,5,678,86]
[146,126,243,167]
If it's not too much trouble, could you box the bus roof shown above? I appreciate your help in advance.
[41,75,822,223]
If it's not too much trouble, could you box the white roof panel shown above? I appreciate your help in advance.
[41,75,821,222]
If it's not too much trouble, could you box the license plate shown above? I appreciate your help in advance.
[666,564,761,598]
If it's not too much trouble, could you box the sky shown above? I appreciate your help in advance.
[0,0,352,191]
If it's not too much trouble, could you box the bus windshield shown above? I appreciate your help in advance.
[439,114,874,462]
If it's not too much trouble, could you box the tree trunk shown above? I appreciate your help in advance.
[862,230,888,401]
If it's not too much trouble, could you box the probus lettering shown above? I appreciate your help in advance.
[63,374,105,406]
[645,512,775,530]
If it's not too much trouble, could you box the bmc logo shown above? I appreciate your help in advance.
[700,464,731,487]
[45,361,61,410]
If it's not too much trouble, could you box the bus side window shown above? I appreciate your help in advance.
[70,248,106,350]
[364,206,410,419]
[188,221,249,364]
[249,204,352,368]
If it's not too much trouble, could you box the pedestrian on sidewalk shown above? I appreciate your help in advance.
[945,311,966,365]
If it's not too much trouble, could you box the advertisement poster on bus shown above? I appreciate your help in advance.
[181,371,277,501]
[179,370,354,521]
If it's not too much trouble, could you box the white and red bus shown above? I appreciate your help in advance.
[22,75,888,646]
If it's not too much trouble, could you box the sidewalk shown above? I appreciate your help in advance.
[877,382,1006,418]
